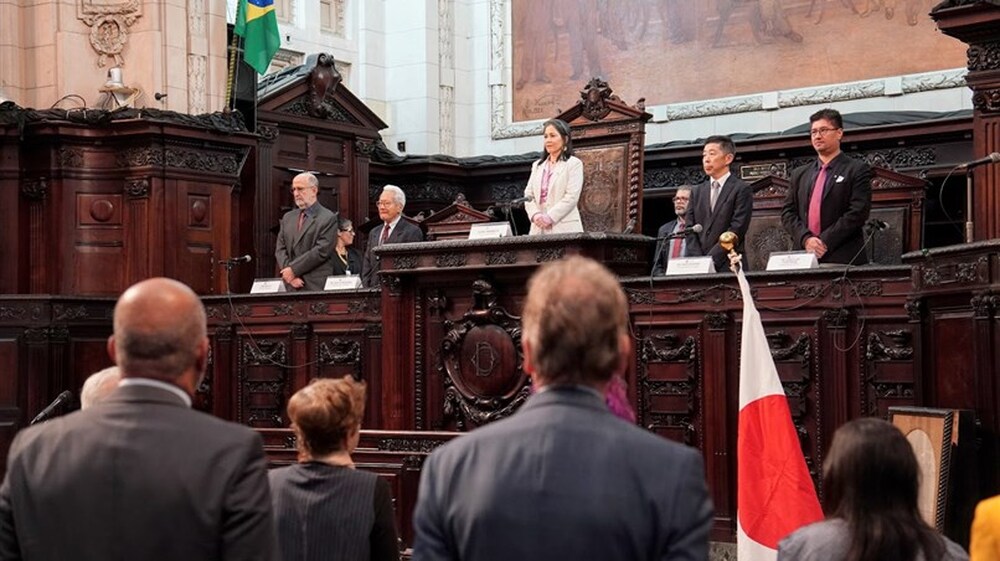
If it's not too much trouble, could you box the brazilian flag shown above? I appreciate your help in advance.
[234,0,281,75]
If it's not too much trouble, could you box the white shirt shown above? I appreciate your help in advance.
[119,377,193,407]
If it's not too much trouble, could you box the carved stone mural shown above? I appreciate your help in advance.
[77,0,143,67]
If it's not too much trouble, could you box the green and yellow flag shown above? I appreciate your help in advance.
[234,0,281,75]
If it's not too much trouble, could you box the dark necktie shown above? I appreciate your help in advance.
[380,223,391,245]
[296,210,306,232]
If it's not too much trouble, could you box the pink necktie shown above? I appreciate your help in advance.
[807,165,828,236]
[670,222,685,259]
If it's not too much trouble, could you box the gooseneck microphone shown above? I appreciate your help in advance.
[30,390,73,425]
[956,152,1000,171]
[220,255,253,265]
[659,223,703,241]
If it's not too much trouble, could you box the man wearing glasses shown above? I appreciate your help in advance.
[362,185,424,287]
[275,172,338,291]
[651,186,692,276]
[781,108,872,265]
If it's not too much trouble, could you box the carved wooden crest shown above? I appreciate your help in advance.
[306,53,344,119]
[579,78,621,122]
[439,279,529,429]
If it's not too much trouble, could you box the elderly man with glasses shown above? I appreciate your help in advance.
[361,185,424,287]
[275,172,338,291]
[781,108,872,265]
[651,186,692,276]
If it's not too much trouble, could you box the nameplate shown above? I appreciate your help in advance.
[766,251,819,271]
[250,278,287,294]
[468,222,512,240]
[665,256,715,275]
[324,275,363,291]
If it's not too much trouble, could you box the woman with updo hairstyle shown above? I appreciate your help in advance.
[269,376,399,561]
[777,417,967,561]
[523,118,585,235]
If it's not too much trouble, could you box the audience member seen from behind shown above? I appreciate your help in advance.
[269,376,399,561]
[332,218,362,277]
[523,118,585,235]
[0,278,276,561]
[970,495,1000,561]
[413,256,712,561]
[80,366,121,409]
[777,417,968,561]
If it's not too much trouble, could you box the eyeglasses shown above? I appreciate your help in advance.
[810,127,840,137]
[673,196,689,202]
[375,201,396,208]
[340,229,355,234]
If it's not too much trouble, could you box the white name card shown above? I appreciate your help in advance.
[250,278,287,294]
[468,222,512,240]
[324,275,363,291]
[766,251,819,271]
[665,256,715,276]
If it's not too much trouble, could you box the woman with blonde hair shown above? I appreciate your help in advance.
[269,376,399,561]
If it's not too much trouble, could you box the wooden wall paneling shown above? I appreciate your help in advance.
[379,275,416,430]
[0,135,21,293]
[236,326,293,428]
[72,181,126,295]
[0,328,23,463]
[254,124,278,281]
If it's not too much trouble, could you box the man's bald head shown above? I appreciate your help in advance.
[110,278,208,388]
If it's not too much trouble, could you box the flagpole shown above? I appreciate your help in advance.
[225,1,243,113]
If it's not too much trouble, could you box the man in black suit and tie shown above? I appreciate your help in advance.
[781,108,872,265]
[361,185,424,287]
[0,278,276,561]
[652,186,692,276]
[275,172,338,291]
[686,135,753,272]
[412,256,713,561]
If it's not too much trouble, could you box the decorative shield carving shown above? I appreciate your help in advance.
[439,279,529,429]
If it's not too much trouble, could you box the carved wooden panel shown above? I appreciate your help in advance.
[73,192,126,295]
[863,325,917,417]
[637,330,700,446]
[238,336,290,428]
[576,145,628,233]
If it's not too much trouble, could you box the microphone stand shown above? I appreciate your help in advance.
[965,168,974,243]
[221,259,238,295]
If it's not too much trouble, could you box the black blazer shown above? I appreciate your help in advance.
[780,153,872,265]
[651,218,681,276]
[361,219,424,287]
[685,175,753,272]
[269,463,399,561]
[331,247,362,277]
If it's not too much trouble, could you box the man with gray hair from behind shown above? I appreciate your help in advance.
[413,256,713,561]
[0,277,276,561]
[79,366,121,409]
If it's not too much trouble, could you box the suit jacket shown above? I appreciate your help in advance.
[275,203,338,291]
[685,174,753,272]
[331,247,362,277]
[412,386,713,561]
[361,218,424,287]
[269,463,399,561]
[523,155,584,235]
[0,383,276,561]
[780,153,872,265]
[971,495,1000,561]
[778,519,968,561]
[651,218,685,276]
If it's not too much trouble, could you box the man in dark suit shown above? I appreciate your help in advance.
[412,256,713,561]
[361,185,424,287]
[275,172,338,291]
[652,186,692,276]
[0,278,276,561]
[781,108,872,265]
[686,135,753,272]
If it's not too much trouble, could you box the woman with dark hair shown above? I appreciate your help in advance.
[269,376,399,561]
[332,217,362,276]
[523,118,585,234]
[778,417,967,561]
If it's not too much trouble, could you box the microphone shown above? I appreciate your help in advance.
[220,255,252,265]
[865,218,889,232]
[659,224,703,241]
[956,152,1000,171]
[500,194,534,207]
[30,390,73,425]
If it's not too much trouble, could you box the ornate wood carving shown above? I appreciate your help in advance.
[439,279,529,429]
[21,178,49,201]
[76,0,142,67]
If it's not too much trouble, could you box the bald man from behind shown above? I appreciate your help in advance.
[0,278,276,561]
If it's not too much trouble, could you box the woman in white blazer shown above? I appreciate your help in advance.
[523,118,585,235]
